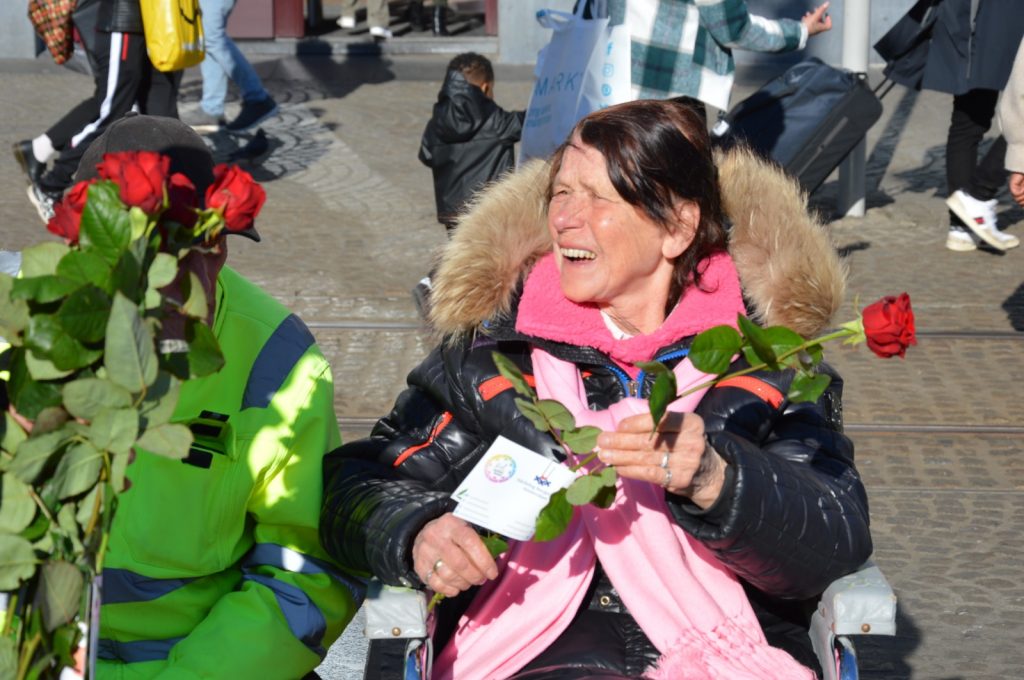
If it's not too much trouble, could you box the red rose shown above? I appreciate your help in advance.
[204,164,266,233]
[46,179,93,244]
[97,150,170,214]
[861,293,916,358]
[163,172,199,228]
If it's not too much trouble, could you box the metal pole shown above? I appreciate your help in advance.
[838,0,871,217]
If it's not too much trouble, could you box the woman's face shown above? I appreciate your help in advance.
[547,140,694,333]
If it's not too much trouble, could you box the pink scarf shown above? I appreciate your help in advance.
[432,254,815,680]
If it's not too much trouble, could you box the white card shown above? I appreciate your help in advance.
[451,436,576,541]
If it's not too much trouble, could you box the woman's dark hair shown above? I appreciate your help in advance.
[547,99,728,310]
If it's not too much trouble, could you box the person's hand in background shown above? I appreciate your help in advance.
[1009,171,1024,207]
[802,2,833,36]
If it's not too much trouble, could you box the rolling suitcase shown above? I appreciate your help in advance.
[712,58,883,195]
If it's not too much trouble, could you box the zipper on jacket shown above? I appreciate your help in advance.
[603,347,690,399]
[634,348,691,399]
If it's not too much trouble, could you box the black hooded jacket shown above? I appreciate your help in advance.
[419,71,524,226]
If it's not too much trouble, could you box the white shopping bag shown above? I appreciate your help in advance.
[519,2,631,163]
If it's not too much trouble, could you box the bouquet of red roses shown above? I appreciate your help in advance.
[0,151,264,680]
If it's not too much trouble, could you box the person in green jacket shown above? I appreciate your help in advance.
[68,116,359,678]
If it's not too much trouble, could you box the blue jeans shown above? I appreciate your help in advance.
[199,0,269,116]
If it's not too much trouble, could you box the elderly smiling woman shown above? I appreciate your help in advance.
[322,99,872,679]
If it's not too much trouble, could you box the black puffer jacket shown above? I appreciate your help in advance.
[321,150,872,674]
[419,71,524,225]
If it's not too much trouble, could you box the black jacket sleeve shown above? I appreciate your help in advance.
[668,364,872,600]
[320,338,560,587]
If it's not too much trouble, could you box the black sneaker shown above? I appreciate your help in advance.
[27,183,60,224]
[225,97,279,132]
[13,140,46,185]
[181,108,227,133]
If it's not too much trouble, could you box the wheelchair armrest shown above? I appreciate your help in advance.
[809,561,897,680]
[815,560,897,636]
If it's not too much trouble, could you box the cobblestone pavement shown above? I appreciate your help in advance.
[2,48,1022,679]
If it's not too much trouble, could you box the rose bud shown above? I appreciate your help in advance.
[97,150,170,214]
[45,179,93,244]
[164,172,199,228]
[862,293,917,358]
[204,164,266,234]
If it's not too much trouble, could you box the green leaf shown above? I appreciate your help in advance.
[79,181,131,264]
[35,561,84,632]
[11,275,80,304]
[565,474,603,506]
[186,319,224,378]
[7,352,64,419]
[56,502,83,553]
[481,534,509,559]
[52,441,103,499]
[109,450,131,492]
[10,430,68,484]
[25,349,74,381]
[597,466,617,487]
[147,252,178,289]
[110,249,143,300]
[56,249,113,292]
[25,315,101,372]
[181,271,208,320]
[63,378,133,421]
[52,622,81,670]
[491,351,535,398]
[533,488,573,541]
[56,285,111,342]
[139,372,181,429]
[128,205,150,240]
[30,406,70,435]
[647,371,677,432]
[0,534,36,589]
[787,372,832,404]
[0,274,30,341]
[762,325,806,357]
[2,411,29,455]
[535,399,575,432]
[561,425,600,455]
[591,483,617,509]
[686,326,743,375]
[0,474,37,534]
[76,484,101,529]
[89,408,138,455]
[0,638,16,680]
[20,242,70,278]
[105,292,158,392]
[737,315,779,369]
[135,423,192,460]
[515,397,549,432]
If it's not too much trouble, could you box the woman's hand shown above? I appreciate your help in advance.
[596,412,727,509]
[1010,171,1024,207]
[802,2,832,37]
[412,513,499,597]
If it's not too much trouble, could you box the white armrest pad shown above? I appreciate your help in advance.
[817,563,897,636]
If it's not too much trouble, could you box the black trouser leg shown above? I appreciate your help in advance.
[945,88,1000,225]
[41,31,148,192]
[970,135,1007,201]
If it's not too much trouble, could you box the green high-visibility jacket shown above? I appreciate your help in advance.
[96,266,358,679]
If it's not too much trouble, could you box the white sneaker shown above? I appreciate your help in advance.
[945,189,1020,250]
[337,15,355,29]
[945,226,978,252]
[369,25,393,39]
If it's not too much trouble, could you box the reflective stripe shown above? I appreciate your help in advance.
[101,568,197,605]
[244,573,327,658]
[243,543,366,602]
[241,314,315,410]
[97,636,184,663]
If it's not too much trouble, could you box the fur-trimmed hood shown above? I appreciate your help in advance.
[428,146,846,339]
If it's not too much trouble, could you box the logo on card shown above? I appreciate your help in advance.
[484,454,516,483]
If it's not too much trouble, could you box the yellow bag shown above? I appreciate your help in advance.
[139,0,205,72]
